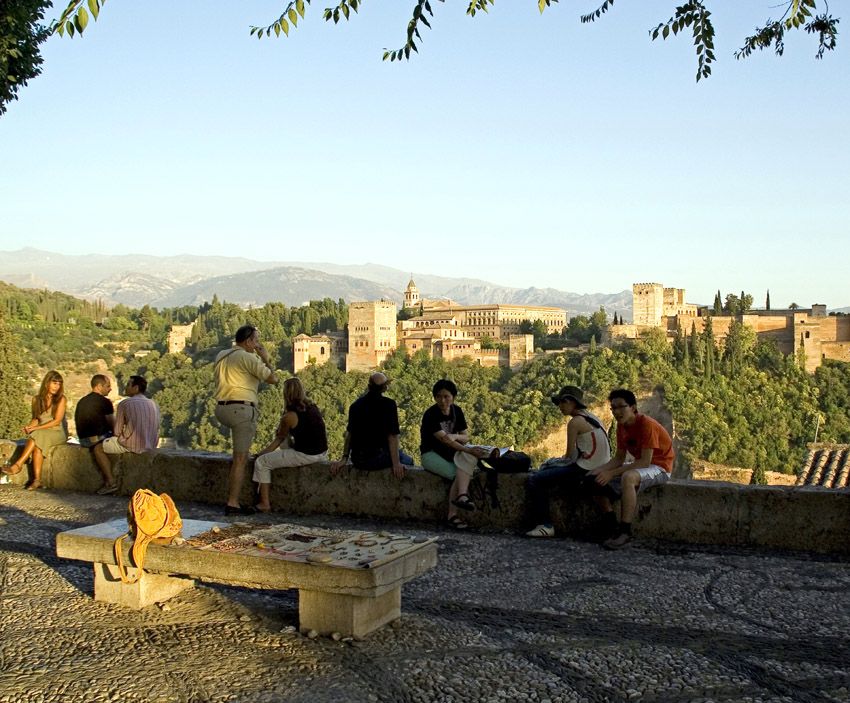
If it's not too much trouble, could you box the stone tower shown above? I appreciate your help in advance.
[632,283,665,327]
[345,300,398,372]
[404,277,420,310]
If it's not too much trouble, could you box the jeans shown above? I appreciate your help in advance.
[526,462,592,525]
[352,448,414,472]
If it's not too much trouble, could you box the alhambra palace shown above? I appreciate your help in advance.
[164,280,850,375]
[292,278,567,373]
[612,283,850,373]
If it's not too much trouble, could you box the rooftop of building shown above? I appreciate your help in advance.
[798,444,850,489]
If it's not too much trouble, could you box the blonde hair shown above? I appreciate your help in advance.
[284,377,310,412]
[35,370,64,416]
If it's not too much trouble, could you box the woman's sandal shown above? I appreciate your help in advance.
[451,493,476,512]
[1,463,23,476]
[447,515,469,530]
[25,480,42,491]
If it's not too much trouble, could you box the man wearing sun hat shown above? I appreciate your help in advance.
[524,385,611,538]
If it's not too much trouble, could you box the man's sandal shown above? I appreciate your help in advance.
[451,494,476,512]
[447,515,469,530]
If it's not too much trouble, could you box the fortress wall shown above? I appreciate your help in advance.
[3,443,848,555]
[823,341,850,363]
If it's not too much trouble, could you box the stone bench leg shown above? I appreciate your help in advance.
[93,563,195,610]
[298,587,401,639]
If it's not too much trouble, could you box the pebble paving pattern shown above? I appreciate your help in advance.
[1,486,849,703]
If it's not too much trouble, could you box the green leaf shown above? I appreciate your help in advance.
[274,22,280,37]
[66,20,75,37]
[296,0,306,18]
[288,8,298,26]
[281,18,289,35]
[88,0,99,21]
[76,7,89,33]
[662,24,669,39]
[538,0,546,14]
[342,3,349,20]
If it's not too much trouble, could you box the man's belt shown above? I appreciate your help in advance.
[217,400,256,407]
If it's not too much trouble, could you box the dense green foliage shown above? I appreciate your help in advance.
[0,310,30,437]
[0,0,51,116]
[1,281,847,479]
[0,282,107,323]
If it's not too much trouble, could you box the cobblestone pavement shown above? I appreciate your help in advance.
[1,487,849,703]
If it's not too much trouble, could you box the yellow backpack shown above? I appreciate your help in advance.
[113,489,183,585]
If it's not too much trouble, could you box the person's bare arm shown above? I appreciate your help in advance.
[435,430,487,458]
[588,448,626,485]
[25,397,67,433]
[564,415,590,461]
[330,431,352,476]
[388,434,405,479]
[254,341,279,385]
[257,411,297,456]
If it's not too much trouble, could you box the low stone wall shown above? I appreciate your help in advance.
[3,443,849,554]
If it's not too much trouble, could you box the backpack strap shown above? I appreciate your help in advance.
[114,532,142,585]
[580,412,604,431]
[214,347,240,370]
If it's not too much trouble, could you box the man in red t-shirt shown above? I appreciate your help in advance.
[587,388,674,550]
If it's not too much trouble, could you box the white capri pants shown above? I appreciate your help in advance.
[252,448,329,484]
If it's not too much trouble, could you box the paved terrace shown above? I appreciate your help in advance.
[1,486,849,703]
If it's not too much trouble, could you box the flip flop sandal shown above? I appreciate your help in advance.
[451,494,476,512]
[447,515,469,530]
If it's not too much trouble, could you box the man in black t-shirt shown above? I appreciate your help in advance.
[330,373,413,479]
[74,374,118,495]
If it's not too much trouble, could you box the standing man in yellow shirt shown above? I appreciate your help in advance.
[214,325,278,515]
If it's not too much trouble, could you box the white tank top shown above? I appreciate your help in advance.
[575,412,611,470]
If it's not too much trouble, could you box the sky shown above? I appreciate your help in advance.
[1,1,848,307]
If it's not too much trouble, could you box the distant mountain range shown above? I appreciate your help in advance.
[0,247,635,316]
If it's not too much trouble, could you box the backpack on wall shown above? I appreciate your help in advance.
[113,489,183,584]
[476,450,533,509]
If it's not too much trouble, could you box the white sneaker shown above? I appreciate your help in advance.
[525,524,555,538]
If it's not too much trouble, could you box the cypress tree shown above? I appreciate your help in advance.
[766,290,771,310]
[0,311,29,439]
[589,335,597,354]
[690,322,702,371]
[702,316,715,380]
[713,290,722,315]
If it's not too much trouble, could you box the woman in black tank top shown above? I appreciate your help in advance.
[253,378,329,511]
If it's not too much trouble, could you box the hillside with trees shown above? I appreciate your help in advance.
[1,281,848,481]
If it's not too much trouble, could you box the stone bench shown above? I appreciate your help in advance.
[56,518,438,638]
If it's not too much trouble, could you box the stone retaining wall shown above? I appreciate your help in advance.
[3,443,849,554]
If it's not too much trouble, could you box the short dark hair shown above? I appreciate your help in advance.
[432,379,458,398]
[90,374,109,389]
[608,389,637,407]
[235,325,257,343]
[129,375,147,394]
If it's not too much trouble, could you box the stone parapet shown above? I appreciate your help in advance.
[5,443,849,554]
